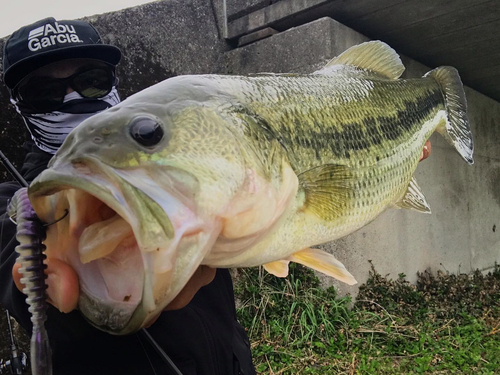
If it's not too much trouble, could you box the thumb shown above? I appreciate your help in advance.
[13,258,80,313]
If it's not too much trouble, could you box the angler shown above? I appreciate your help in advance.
[1,17,255,375]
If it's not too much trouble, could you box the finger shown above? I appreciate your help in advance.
[420,140,432,161]
[14,258,80,313]
[198,265,217,287]
[144,266,217,328]
[45,258,80,313]
[12,262,24,292]
[144,313,162,328]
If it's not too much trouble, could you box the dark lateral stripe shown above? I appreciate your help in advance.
[236,84,443,162]
[375,88,443,143]
[313,88,444,159]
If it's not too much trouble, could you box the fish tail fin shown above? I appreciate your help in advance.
[425,67,474,164]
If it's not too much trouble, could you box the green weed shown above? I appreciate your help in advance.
[234,263,500,374]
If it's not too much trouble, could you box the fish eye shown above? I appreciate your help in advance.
[129,117,164,147]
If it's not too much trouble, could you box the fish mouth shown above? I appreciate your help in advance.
[29,158,174,334]
[29,157,220,334]
[33,187,147,333]
[66,191,145,333]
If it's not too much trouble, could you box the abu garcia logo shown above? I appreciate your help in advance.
[28,22,84,51]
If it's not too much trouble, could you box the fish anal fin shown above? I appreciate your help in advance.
[289,247,357,285]
[395,177,431,213]
[263,260,290,278]
[298,164,354,221]
[318,41,404,80]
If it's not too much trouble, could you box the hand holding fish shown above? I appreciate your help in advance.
[13,259,216,315]
[13,258,79,313]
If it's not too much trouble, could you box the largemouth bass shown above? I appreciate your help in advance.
[28,41,473,334]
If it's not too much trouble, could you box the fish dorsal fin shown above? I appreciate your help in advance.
[321,41,405,79]
[395,177,431,213]
[288,248,357,285]
[298,164,354,221]
[263,260,290,278]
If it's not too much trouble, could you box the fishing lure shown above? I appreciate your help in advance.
[8,188,52,375]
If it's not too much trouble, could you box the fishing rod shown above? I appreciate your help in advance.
[0,310,28,375]
[0,150,183,375]
[0,153,27,187]
[0,151,29,375]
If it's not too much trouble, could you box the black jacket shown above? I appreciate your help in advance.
[0,143,255,375]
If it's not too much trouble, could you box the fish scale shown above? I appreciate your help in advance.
[204,62,458,267]
[221,76,442,173]
[229,77,438,189]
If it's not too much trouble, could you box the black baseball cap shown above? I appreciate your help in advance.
[3,17,121,89]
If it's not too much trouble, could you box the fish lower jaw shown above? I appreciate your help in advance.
[71,241,146,333]
[78,291,139,333]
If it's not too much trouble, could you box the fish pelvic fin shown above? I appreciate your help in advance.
[426,67,474,164]
[318,41,405,79]
[288,248,357,285]
[263,260,290,278]
[395,177,431,214]
[298,164,354,221]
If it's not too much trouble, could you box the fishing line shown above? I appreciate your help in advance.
[1,212,8,249]
[135,333,158,375]
[139,329,183,375]
[42,211,68,227]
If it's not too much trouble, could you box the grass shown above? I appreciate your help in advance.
[234,262,500,374]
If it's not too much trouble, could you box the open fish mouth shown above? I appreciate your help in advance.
[29,157,220,334]
[62,189,145,332]
[28,158,175,334]
[30,186,148,333]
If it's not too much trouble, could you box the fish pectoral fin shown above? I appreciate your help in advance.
[263,260,290,277]
[298,164,354,221]
[289,247,357,285]
[395,177,431,213]
[319,41,404,79]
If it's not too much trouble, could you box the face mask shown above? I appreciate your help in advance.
[12,87,120,154]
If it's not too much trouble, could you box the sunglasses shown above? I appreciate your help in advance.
[14,66,117,113]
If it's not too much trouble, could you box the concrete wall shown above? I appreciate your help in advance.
[227,0,272,21]
[0,0,230,182]
[223,17,500,295]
